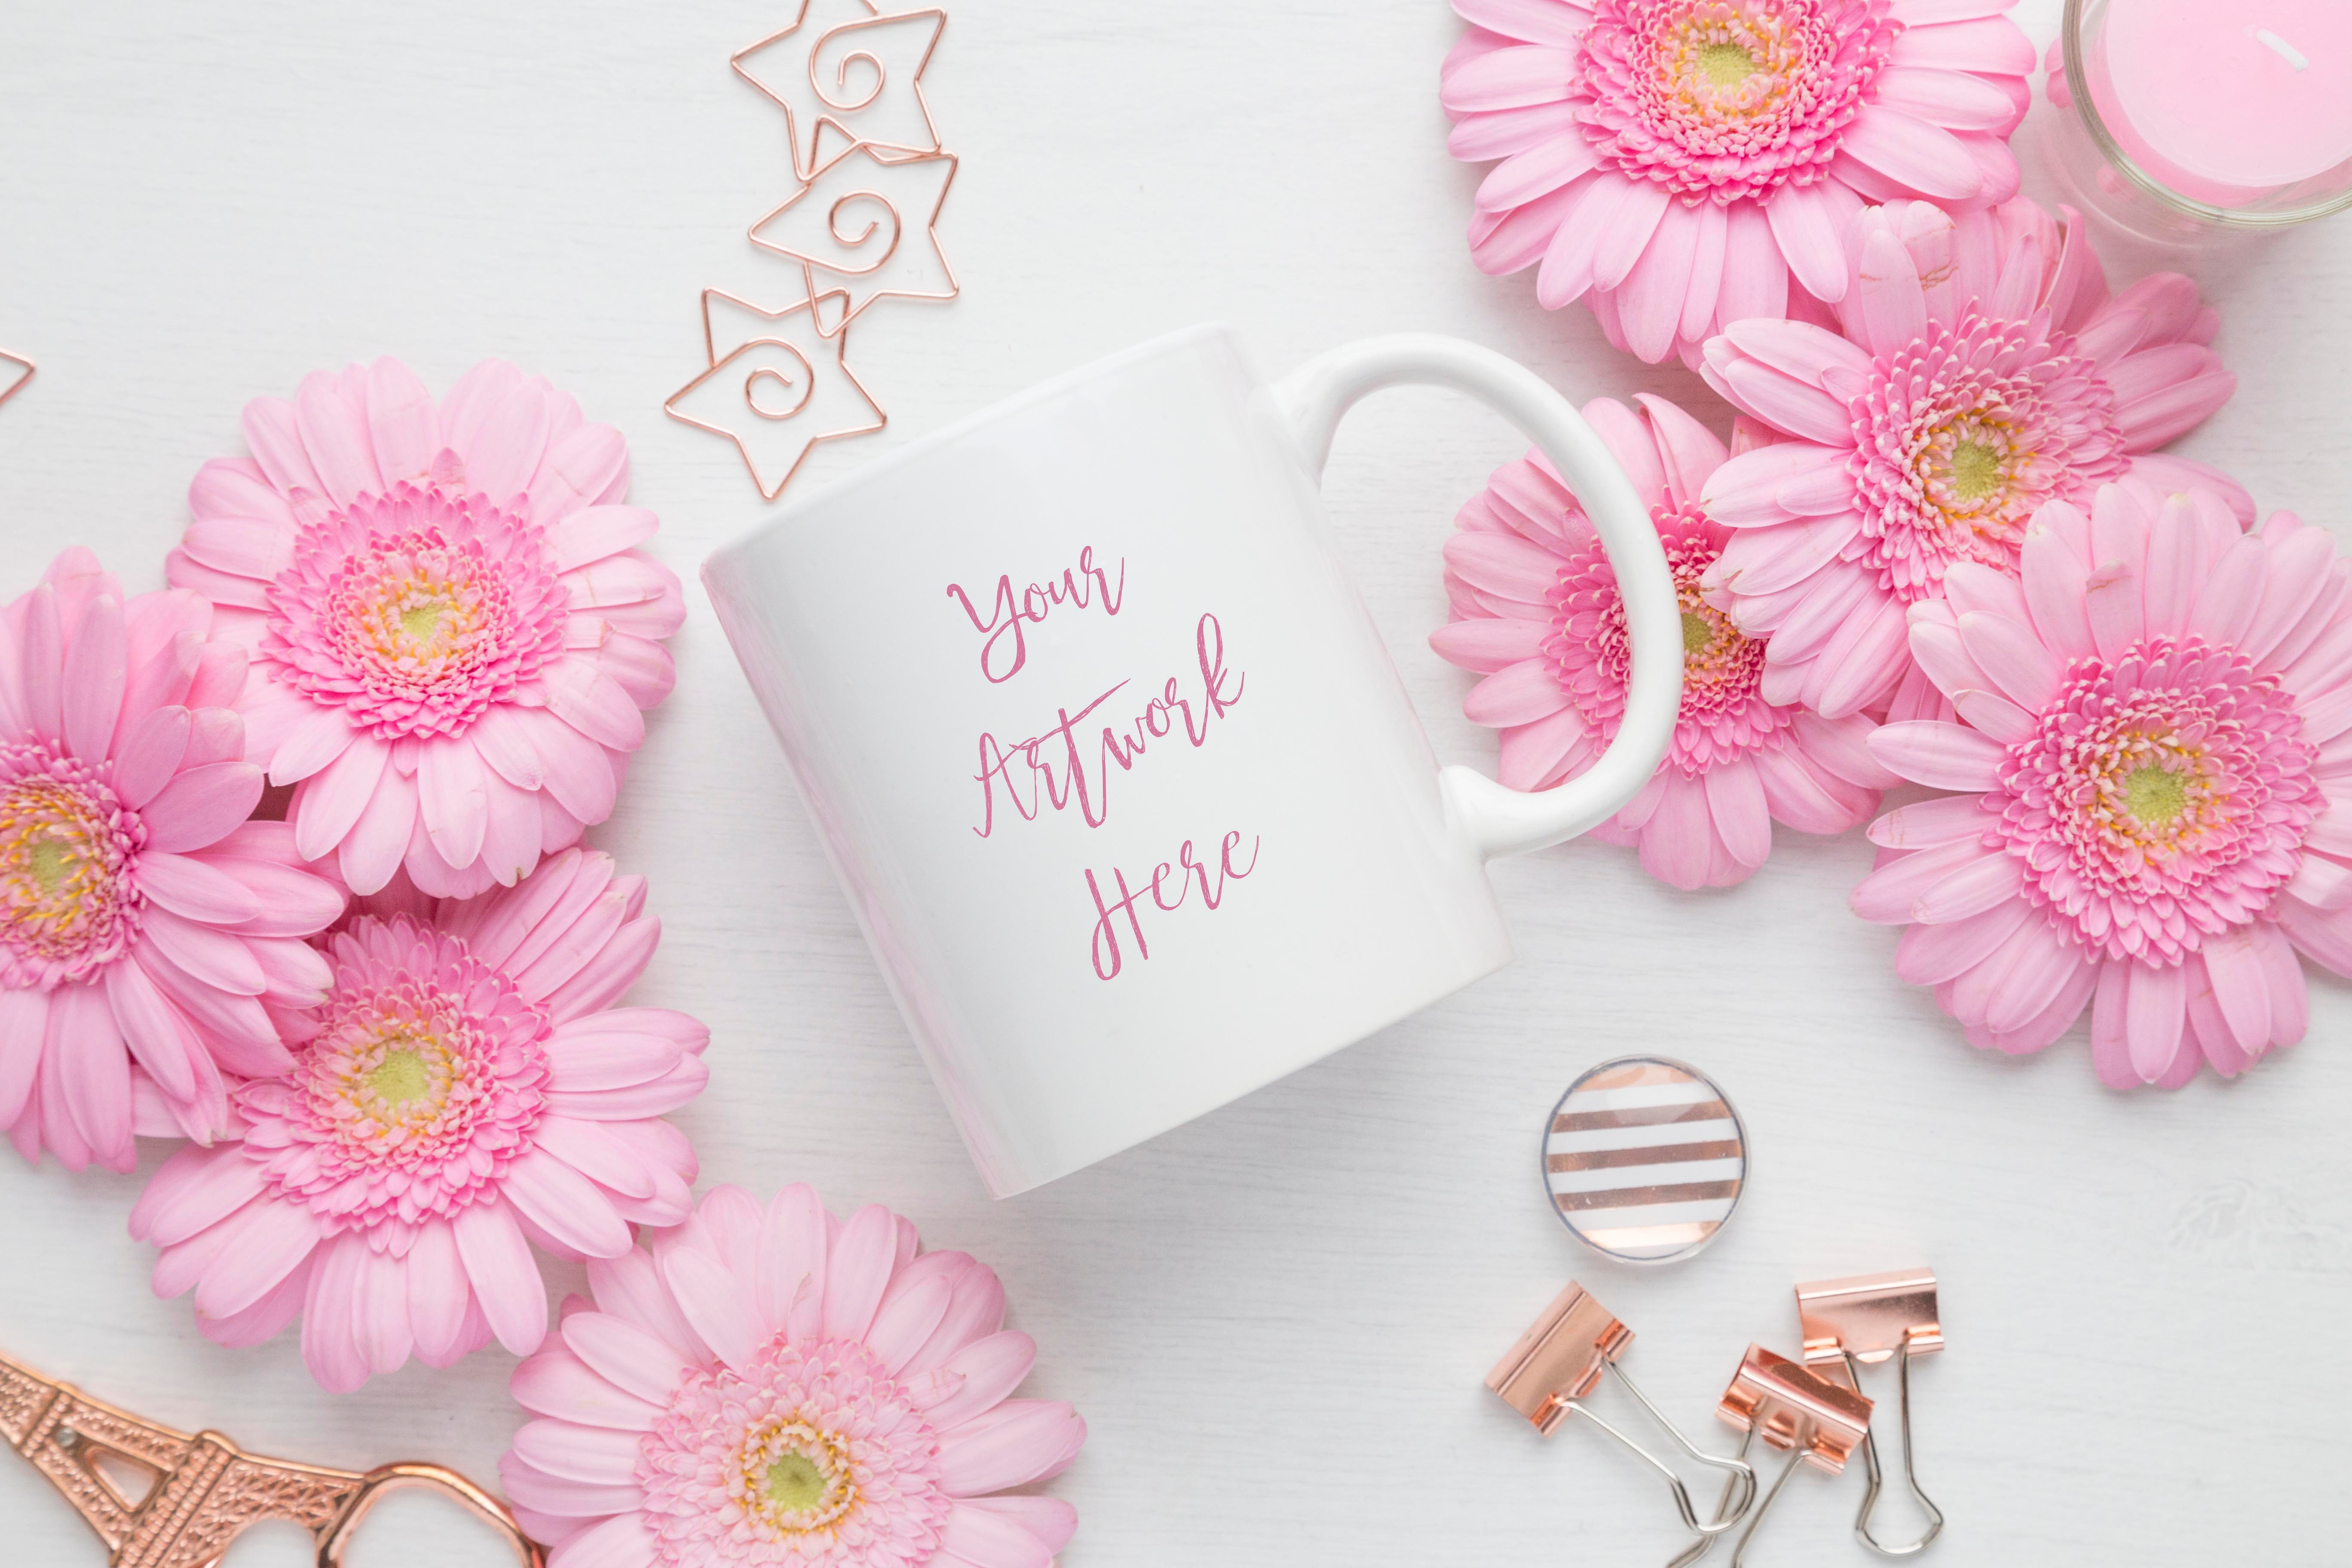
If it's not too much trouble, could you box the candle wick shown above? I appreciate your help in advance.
[2249,27,2311,71]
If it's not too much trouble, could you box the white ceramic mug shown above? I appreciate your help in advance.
[704,324,1681,1197]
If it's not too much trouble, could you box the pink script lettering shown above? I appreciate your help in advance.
[943,545,1127,684]
[971,612,1245,836]
[1085,830,1262,980]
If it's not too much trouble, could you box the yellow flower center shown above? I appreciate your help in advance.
[1921,414,2027,533]
[0,776,122,961]
[1676,588,1754,694]
[1651,3,1801,127]
[1697,42,1756,88]
[330,1026,463,1148]
[24,836,75,894]
[1946,439,2004,503]
[739,1421,858,1536]
[766,1453,828,1512]
[398,598,453,646]
[2122,763,2188,826]
[367,1047,433,1106]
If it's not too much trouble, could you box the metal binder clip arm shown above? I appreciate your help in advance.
[1797,1267,1946,1556]
[1705,1344,1875,1568]
[1486,1283,1760,1546]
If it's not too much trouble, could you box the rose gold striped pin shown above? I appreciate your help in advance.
[1544,1056,1746,1265]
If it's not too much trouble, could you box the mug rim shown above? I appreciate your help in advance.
[703,320,1238,570]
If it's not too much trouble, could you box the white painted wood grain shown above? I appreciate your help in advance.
[0,1,2346,1563]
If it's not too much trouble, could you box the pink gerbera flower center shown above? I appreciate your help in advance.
[1577,0,1902,202]
[1548,502,1790,773]
[1847,311,2128,601]
[0,746,142,986]
[638,1338,951,1568]
[236,915,550,1246]
[264,484,568,741]
[1992,637,2320,963]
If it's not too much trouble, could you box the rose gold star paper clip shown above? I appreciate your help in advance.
[0,1345,542,1567]
[666,287,885,502]
[749,143,959,339]
[1487,1283,1759,1556]
[1671,1345,1874,1568]
[0,349,34,410]
[1797,1268,1945,1556]
[732,0,948,181]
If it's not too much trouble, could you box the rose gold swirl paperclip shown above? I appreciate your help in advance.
[748,144,959,338]
[0,1345,542,1568]
[666,287,886,501]
[0,349,33,410]
[732,1,948,181]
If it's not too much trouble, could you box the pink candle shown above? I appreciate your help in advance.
[2087,0,2352,208]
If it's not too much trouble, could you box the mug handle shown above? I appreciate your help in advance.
[1271,333,1683,861]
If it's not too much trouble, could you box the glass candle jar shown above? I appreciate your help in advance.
[2048,0,2352,243]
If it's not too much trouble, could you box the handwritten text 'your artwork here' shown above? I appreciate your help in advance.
[944,548,1259,983]
[970,611,1246,838]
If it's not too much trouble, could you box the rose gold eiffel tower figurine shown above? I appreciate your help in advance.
[1,1346,541,1568]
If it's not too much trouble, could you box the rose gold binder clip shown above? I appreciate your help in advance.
[1796,1267,1945,1556]
[1,1344,542,1567]
[0,349,33,410]
[1672,1345,1873,1568]
[1487,1283,1758,1553]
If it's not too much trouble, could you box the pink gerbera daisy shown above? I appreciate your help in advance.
[128,848,708,1390]
[1697,196,2245,720]
[168,358,686,900]
[499,1184,1086,1568]
[0,548,344,1172]
[1854,483,2352,1087]
[1440,0,2035,365]
[1433,395,1895,889]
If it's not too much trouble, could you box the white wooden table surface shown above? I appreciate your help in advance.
[3,2,2347,1563]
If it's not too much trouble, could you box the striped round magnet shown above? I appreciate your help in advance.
[1543,1056,1746,1265]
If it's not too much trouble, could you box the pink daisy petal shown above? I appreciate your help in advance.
[959,1496,1078,1556]
[936,1503,1055,1568]
[659,1242,766,1377]
[520,1189,1081,1568]
[529,428,633,532]
[1869,720,2006,790]
[1717,200,1791,329]
[548,1511,660,1568]
[514,1419,646,1487]
[408,1219,478,1368]
[1455,0,1591,45]
[1436,401,1885,891]
[0,556,349,1169]
[821,1204,898,1345]
[1704,194,2241,722]
[565,1311,693,1407]
[936,1401,1088,1497]
[1865,482,2348,1088]
[760,1184,832,1346]
[168,361,678,892]
[129,852,700,1390]
[1445,0,2032,360]
[863,1271,956,1376]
